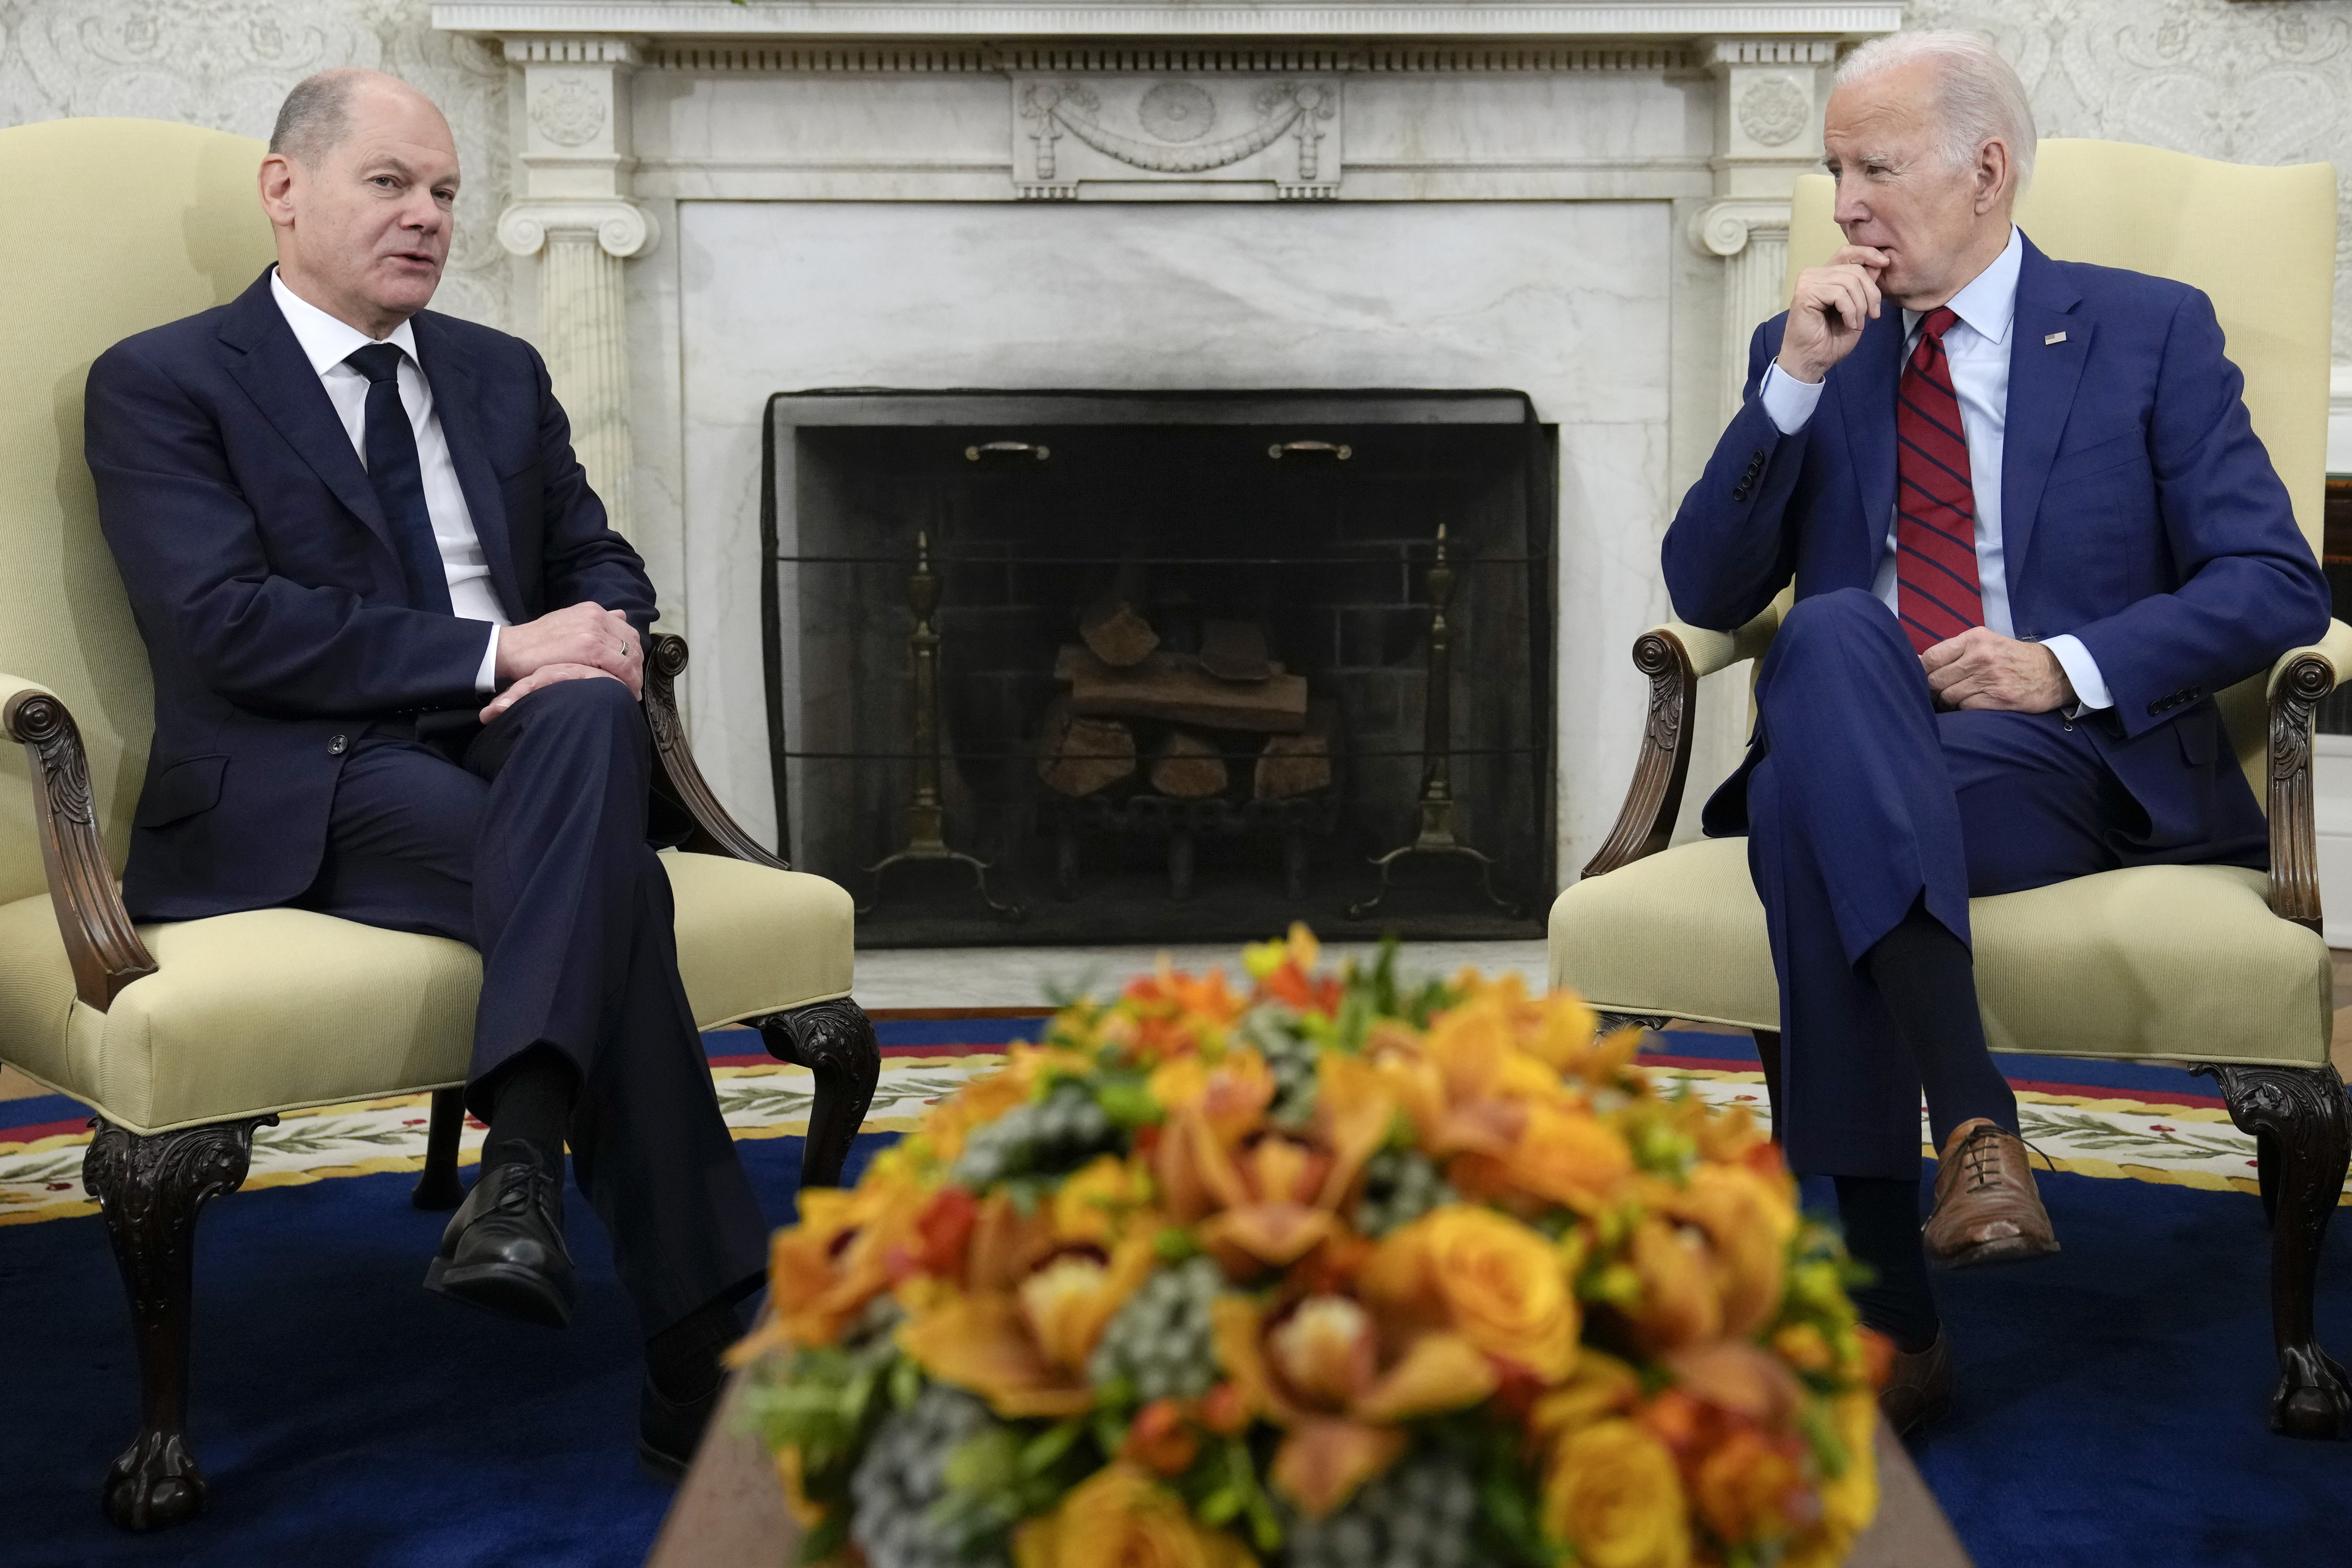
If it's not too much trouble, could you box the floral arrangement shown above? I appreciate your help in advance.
[733,929,1882,1568]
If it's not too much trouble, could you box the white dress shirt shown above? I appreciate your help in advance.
[1755,227,2112,711]
[270,269,504,694]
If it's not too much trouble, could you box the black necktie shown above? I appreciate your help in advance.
[344,343,453,614]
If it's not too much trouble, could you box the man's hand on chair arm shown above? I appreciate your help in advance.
[483,601,643,722]
[1921,627,2074,713]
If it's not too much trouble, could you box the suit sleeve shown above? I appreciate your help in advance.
[1660,315,1813,631]
[519,340,659,640]
[85,340,491,718]
[2066,288,2331,738]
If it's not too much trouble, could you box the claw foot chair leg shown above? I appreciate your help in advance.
[758,999,882,1190]
[2194,1062,2352,1439]
[81,1115,274,1531]
[410,1088,468,1211]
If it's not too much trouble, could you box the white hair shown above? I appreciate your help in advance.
[1836,29,2037,199]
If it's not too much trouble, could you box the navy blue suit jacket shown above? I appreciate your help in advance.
[87,268,656,922]
[1665,233,2330,860]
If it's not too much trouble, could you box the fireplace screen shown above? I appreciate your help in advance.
[762,391,1554,946]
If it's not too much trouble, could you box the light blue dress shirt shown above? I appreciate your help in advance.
[1755,227,2112,710]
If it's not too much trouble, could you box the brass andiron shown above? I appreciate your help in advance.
[861,531,1024,920]
[1348,525,1524,920]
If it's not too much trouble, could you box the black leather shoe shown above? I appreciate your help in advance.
[1878,1327,1955,1438]
[637,1370,723,1486]
[423,1150,576,1329]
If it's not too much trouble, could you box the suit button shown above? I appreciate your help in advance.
[328,734,348,756]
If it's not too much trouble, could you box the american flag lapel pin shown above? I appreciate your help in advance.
[2044,331,2067,345]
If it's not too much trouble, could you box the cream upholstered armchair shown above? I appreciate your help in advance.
[0,119,879,1530]
[1550,141,2350,1440]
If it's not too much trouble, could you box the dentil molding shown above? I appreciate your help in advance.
[432,2,1902,41]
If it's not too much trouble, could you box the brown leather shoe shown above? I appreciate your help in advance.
[1874,1327,1954,1438]
[1924,1118,2060,1268]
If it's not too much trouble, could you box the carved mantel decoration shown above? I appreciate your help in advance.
[1015,74,1341,198]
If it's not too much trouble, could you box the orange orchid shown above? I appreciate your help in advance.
[734,1159,929,1357]
[898,1231,1158,1417]
[1149,1050,1387,1279]
[1246,923,1344,1015]
[1213,1292,1495,1518]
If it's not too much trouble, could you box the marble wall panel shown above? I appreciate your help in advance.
[678,198,1674,862]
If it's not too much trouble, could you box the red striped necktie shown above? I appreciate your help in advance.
[1894,306,1984,654]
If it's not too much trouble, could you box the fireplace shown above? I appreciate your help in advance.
[764,391,1553,944]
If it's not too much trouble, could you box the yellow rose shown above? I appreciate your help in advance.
[1365,1205,1579,1381]
[1542,1419,1692,1568]
[1012,1462,1258,1568]
[1505,1102,1634,1211]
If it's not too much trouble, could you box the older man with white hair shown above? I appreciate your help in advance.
[1665,31,2328,1432]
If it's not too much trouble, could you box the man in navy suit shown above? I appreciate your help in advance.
[1665,31,2329,1431]
[84,69,764,1477]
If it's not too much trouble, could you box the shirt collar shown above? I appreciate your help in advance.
[269,267,420,376]
[1903,225,2023,346]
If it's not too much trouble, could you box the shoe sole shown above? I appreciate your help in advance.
[424,1255,574,1329]
[637,1438,690,1487]
[1930,1234,2060,1270]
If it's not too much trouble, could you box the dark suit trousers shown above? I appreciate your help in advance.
[297,676,767,1335]
[1741,589,2143,1179]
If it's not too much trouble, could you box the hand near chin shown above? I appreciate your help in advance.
[1921,627,2074,713]
[479,662,622,724]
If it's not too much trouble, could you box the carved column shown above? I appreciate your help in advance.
[1692,39,1840,425]
[496,37,656,538]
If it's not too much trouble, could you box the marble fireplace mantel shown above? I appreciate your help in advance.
[435,0,1896,886]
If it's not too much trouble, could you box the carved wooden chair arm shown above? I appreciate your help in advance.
[2,678,157,1011]
[1581,606,1784,880]
[642,633,792,871]
[2265,618,2352,932]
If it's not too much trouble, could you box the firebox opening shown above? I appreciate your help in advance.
[763,390,1555,947]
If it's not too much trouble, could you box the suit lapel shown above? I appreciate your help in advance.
[412,313,523,621]
[216,272,397,564]
[2000,236,2089,586]
[1836,308,1905,583]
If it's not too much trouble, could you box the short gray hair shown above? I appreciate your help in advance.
[268,68,372,164]
[1837,29,2037,198]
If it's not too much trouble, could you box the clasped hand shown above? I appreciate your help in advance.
[1921,627,2073,714]
[481,601,642,722]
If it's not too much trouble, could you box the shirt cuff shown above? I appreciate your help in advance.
[473,624,500,695]
[1758,361,1825,435]
[2042,634,2113,713]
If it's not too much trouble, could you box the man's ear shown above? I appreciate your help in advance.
[257,153,298,229]
[1972,138,2011,216]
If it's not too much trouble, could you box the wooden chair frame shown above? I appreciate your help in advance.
[1576,613,2352,1441]
[4,632,879,1530]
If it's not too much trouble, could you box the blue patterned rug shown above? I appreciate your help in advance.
[0,1022,2345,1566]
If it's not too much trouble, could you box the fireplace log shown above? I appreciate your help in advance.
[1057,646,1308,733]
[1078,562,1159,668]
[1254,701,1336,799]
[1199,618,1272,682]
[1036,696,1137,797]
[1149,730,1230,799]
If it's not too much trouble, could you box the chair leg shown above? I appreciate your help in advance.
[757,999,881,1191]
[1752,1028,1784,1142]
[80,1115,273,1531]
[2194,1062,2351,1439]
[410,1087,468,1211]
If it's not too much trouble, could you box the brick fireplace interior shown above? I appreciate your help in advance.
[765,390,1555,945]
